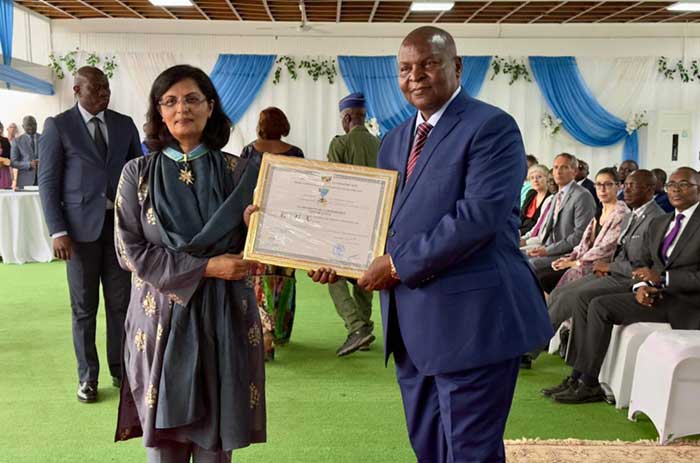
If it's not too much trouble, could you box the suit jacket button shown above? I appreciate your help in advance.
[388,229,396,237]
[101,193,106,197]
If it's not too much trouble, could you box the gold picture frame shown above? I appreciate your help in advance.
[244,153,398,278]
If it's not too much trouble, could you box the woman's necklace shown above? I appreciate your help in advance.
[178,152,194,185]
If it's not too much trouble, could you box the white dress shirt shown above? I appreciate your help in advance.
[413,86,462,137]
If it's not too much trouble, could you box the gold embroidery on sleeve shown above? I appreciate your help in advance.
[146,384,157,408]
[146,208,156,225]
[225,155,238,173]
[137,176,148,203]
[250,383,260,409]
[143,292,157,317]
[133,275,143,289]
[156,323,163,342]
[134,329,147,352]
[248,325,261,346]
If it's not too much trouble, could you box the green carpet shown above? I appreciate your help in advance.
[0,261,660,462]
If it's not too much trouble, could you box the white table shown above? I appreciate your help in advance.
[0,190,53,264]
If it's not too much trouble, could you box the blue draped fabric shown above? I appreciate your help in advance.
[210,54,275,124]
[0,64,54,94]
[0,0,54,94]
[338,55,491,134]
[338,56,413,134]
[461,56,491,98]
[0,0,12,66]
[529,56,638,163]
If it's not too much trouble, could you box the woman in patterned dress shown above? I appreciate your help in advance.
[240,107,304,361]
[113,65,265,462]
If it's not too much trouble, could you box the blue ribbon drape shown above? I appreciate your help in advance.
[210,54,276,124]
[0,0,12,66]
[529,56,638,163]
[0,64,54,94]
[338,55,491,134]
[0,0,54,94]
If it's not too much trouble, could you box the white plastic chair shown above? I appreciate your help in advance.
[598,322,671,409]
[628,330,700,444]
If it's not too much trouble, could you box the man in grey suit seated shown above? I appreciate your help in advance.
[544,167,700,404]
[546,170,664,331]
[527,152,596,271]
[10,115,40,189]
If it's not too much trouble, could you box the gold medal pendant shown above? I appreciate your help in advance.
[178,153,194,185]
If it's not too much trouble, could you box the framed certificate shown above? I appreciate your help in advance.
[244,154,398,278]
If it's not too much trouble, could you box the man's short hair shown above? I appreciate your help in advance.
[554,152,578,169]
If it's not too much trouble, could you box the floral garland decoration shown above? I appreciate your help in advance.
[273,56,338,85]
[48,48,118,79]
[541,113,562,136]
[364,118,380,137]
[657,57,700,83]
[490,57,532,85]
[626,111,648,135]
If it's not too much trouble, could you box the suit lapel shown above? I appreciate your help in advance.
[389,116,417,225]
[389,93,466,226]
[554,186,574,225]
[103,110,115,164]
[666,206,700,267]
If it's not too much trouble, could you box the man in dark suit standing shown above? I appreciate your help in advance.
[10,115,40,189]
[351,27,552,462]
[546,167,700,404]
[39,67,142,403]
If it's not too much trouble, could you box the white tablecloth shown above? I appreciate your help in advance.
[0,190,53,264]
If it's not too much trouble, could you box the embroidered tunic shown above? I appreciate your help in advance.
[113,150,266,451]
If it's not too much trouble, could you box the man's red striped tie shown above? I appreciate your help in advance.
[406,122,433,182]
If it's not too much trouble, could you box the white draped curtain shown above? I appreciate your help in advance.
[42,52,700,172]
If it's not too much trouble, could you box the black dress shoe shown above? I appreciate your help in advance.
[552,383,605,404]
[77,382,98,403]
[337,328,375,357]
[542,376,577,397]
[604,394,616,405]
[112,376,121,388]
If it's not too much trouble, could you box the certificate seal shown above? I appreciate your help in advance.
[333,243,346,258]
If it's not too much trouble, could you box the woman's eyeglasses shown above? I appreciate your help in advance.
[595,182,619,190]
[158,95,208,110]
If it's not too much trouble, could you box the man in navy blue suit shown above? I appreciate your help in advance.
[313,27,552,462]
[39,66,142,404]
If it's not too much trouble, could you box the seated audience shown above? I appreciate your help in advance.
[520,164,551,235]
[521,154,539,206]
[241,107,303,361]
[544,167,700,404]
[616,160,638,200]
[576,159,599,210]
[537,168,629,293]
[546,170,663,332]
[0,121,12,189]
[651,167,674,213]
[527,153,596,271]
[10,115,41,189]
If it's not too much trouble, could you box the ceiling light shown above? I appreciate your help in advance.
[667,2,700,11]
[410,2,455,12]
[149,0,193,6]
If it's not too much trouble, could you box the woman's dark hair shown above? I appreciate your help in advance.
[596,167,619,183]
[144,65,231,152]
[256,107,290,141]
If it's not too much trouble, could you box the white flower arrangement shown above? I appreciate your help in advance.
[626,111,648,135]
[542,113,562,136]
[365,117,380,137]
